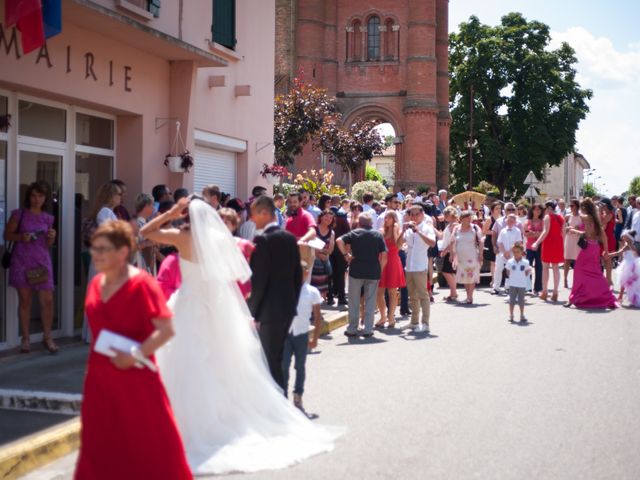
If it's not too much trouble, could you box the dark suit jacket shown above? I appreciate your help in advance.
[248,225,303,325]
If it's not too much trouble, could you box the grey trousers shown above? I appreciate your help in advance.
[346,276,379,334]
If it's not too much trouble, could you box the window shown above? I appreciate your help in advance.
[212,0,236,50]
[352,20,362,61]
[18,101,66,142]
[367,16,380,61]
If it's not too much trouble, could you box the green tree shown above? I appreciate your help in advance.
[582,182,597,198]
[628,176,640,197]
[365,164,384,182]
[274,76,336,166]
[449,13,592,195]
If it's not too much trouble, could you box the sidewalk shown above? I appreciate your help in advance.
[0,306,347,479]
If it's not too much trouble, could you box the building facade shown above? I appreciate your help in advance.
[0,0,275,350]
[541,152,590,200]
[275,0,450,190]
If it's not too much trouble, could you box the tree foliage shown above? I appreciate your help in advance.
[316,117,384,176]
[582,182,597,198]
[628,176,640,197]
[274,75,383,183]
[274,77,336,166]
[449,13,592,195]
[365,164,384,182]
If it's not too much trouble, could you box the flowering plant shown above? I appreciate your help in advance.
[292,169,346,198]
[164,151,194,173]
[260,163,291,179]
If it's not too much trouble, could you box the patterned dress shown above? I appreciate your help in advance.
[455,225,482,284]
[8,209,55,291]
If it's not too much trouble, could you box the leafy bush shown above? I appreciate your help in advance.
[351,180,388,202]
[365,164,384,182]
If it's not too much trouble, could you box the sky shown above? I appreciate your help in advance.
[447,0,640,196]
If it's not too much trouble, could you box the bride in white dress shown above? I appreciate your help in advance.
[140,196,341,475]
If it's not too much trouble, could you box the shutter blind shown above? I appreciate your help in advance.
[194,148,237,197]
[212,0,236,49]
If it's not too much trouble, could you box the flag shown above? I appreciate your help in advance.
[4,0,41,27]
[17,6,45,54]
[42,0,61,39]
[4,0,47,54]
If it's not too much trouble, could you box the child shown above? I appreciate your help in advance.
[282,262,323,412]
[506,242,532,322]
[613,231,640,307]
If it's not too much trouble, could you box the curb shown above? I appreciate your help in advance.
[320,310,348,336]
[0,417,80,480]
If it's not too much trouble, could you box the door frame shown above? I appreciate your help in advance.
[11,142,72,342]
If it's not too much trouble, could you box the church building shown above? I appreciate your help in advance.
[275,0,451,189]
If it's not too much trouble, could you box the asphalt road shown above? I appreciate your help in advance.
[22,286,640,480]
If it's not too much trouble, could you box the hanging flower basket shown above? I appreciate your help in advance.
[164,121,194,173]
[164,152,194,173]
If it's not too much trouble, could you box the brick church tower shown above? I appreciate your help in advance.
[275,0,451,189]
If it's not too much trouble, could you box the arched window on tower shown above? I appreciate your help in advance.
[367,16,380,61]
[384,18,396,61]
[352,20,362,61]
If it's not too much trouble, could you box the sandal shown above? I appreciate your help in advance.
[374,322,386,329]
[387,321,396,329]
[551,292,558,302]
[20,338,30,354]
[42,338,59,354]
[443,296,458,302]
[539,291,548,301]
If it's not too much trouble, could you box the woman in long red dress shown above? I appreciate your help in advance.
[75,221,192,480]
[532,201,565,302]
[375,211,405,328]
[566,199,618,309]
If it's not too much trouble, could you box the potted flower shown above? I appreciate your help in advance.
[260,163,290,183]
[164,151,194,173]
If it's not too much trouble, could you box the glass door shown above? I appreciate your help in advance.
[16,147,63,336]
[0,139,6,343]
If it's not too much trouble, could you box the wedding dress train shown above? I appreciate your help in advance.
[156,200,341,475]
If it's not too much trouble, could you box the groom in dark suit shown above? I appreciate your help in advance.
[248,195,303,391]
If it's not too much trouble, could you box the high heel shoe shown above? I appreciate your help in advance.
[551,292,558,302]
[539,291,548,301]
[42,338,59,354]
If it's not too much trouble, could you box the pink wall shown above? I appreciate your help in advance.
[0,0,275,200]
[191,0,276,197]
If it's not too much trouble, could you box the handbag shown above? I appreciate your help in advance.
[2,209,25,269]
[577,234,587,250]
[25,266,49,285]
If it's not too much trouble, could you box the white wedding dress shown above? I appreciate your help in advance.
[156,199,341,475]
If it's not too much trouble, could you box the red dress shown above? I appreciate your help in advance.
[379,236,406,288]
[604,218,616,253]
[75,272,192,480]
[541,213,565,263]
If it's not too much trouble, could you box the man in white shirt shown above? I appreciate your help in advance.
[630,197,640,233]
[282,265,323,412]
[404,205,436,332]
[491,202,524,255]
[494,214,523,294]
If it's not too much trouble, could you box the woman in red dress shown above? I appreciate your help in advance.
[375,211,405,329]
[75,221,192,480]
[532,201,565,302]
